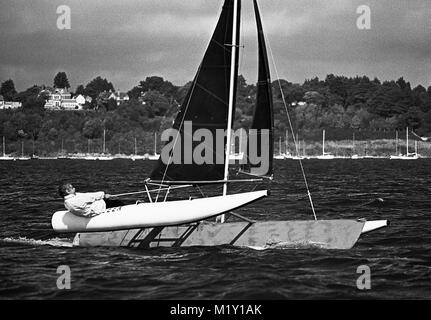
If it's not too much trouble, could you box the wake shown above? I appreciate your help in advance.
[1,237,74,247]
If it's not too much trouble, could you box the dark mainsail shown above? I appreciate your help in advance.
[241,0,274,177]
[150,0,241,182]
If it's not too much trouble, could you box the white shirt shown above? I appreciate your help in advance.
[64,191,106,217]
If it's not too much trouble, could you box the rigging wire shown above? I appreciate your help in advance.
[265,37,318,221]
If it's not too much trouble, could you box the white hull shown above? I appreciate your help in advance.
[148,154,160,160]
[316,154,335,160]
[131,156,146,161]
[52,190,268,233]
[229,152,244,161]
[362,220,388,234]
[390,155,418,160]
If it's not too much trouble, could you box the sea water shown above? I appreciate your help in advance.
[0,159,430,299]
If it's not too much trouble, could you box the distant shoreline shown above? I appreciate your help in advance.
[1,138,430,160]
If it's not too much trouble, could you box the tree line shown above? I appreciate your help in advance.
[1,72,430,155]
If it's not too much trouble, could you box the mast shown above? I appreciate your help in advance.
[154,132,157,155]
[352,132,355,154]
[406,127,409,156]
[322,129,325,155]
[220,0,239,223]
[222,0,239,197]
[2,136,5,157]
[21,141,24,158]
[395,130,398,155]
[296,133,299,156]
[279,136,282,155]
[134,137,137,155]
[285,131,288,155]
[103,129,106,154]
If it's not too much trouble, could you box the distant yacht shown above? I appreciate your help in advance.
[291,155,304,160]
[131,155,146,161]
[390,127,419,160]
[17,141,31,160]
[148,132,160,160]
[0,156,14,161]
[97,155,114,161]
[350,133,363,159]
[316,130,335,159]
[273,137,285,159]
[0,136,14,160]
[148,154,160,161]
[84,155,98,160]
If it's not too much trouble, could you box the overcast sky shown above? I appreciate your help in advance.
[1,0,430,92]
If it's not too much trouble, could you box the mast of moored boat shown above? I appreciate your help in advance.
[322,129,325,156]
[406,127,409,156]
[296,133,300,156]
[103,129,106,154]
[278,136,282,156]
[395,130,398,155]
[221,0,239,223]
[154,132,157,155]
[352,132,355,154]
[2,136,5,157]
[134,137,137,155]
[285,130,288,155]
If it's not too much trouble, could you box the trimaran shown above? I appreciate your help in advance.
[52,0,388,249]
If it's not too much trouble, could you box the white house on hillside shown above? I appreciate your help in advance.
[0,95,22,110]
[108,91,130,105]
[43,88,85,111]
[291,101,306,107]
[75,94,86,105]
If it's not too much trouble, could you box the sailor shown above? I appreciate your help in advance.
[58,183,119,217]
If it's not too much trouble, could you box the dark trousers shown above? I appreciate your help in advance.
[105,198,125,208]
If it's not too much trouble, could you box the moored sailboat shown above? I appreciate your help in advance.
[390,127,419,160]
[316,130,335,159]
[51,0,387,249]
[0,136,15,161]
[147,132,160,160]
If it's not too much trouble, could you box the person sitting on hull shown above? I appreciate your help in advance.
[58,183,123,217]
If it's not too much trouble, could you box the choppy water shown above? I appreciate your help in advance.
[1,159,431,299]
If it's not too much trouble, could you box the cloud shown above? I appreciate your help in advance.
[0,0,430,91]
